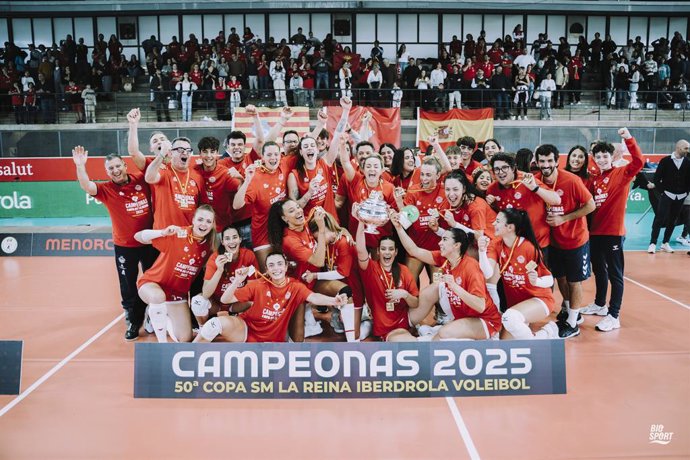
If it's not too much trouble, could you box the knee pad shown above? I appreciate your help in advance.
[338,286,353,298]
[199,317,223,342]
[501,308,526,331]
[191,295,211,317]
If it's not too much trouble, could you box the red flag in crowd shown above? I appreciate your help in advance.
[326,106,401,150]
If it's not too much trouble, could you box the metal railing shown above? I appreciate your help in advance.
[2,87,688,125]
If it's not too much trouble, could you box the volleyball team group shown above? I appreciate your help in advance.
[73,96,644,344]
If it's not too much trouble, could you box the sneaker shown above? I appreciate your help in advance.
[417,324,442,337]
[660,243,674,253]
[435,311,452,326]
[523,116,528,120]
[330,308,344,334]
[557,320,580,339]
[517,115,522,120]
[143,313,154,334]
[647,243,656,254]
[580,303,608,316]
[556,309,584,325]
[538,321,560,339]
[676,236,690,246]
[595,314,621,332]
[125,322,140,341]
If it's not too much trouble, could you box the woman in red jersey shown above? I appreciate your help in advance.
[136,205,217,343]
[391,215,501,340]
[355,218,419,342]
[478,208,559,340]
[287,136,338,221]
[194,252,347,343]
[194,226,259,324]
[435,170,496,239]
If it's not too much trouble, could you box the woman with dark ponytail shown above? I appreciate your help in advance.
[391,211,501,340]
[477,208,559,340]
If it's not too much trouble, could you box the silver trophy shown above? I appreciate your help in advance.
[357,191,390,234]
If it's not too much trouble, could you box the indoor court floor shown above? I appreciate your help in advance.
[0,252,688,459]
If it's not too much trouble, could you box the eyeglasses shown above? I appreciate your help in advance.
[172,147,193,154]
[492,165,512,174]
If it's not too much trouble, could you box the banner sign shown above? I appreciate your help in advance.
[134,341,566,399]
[0,341,23,395]
[0,233,114,257]
[0,157,142,182]
[0,182,108,218]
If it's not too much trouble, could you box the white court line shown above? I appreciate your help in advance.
[0,313,124,418]
[624,276,690,311]
[445,396,481,460]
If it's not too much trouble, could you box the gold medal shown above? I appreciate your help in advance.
[432,272,442,283]
[386,302,395,312]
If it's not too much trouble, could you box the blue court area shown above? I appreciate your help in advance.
[0,212,686,252]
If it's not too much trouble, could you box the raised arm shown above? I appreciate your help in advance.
[307,208,328,268]
[202,254,228,299]
[355,220,370,271]
[245,104,264,153]
[144,143,169,184]
[427,135,452,174]
[126,108,147,171]
[264,105,293,145]
[232,164,256,209]
[72,145,97,196]
[389,211,436,265]
[219,267,251,304]
[134,225,179,245]
[338,133,356,182]
[325,97,353,166]
[620,127,644,178]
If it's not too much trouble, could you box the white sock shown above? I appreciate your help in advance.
[567,308,579,328]
[304,304,319,327]
[487,284,501,310]
[358,320,372,341]
[148,303,168,343]
[340,304,356,342]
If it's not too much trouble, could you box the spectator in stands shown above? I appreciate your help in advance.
[34,71,56,124]
[490,64,513,119]
[430,61,447,88]
[81,83,97,123]
[9,81,22,124]
[397,44,409,74]
[271,57,287,105]
[614,66,629,109]
[514,66,530,120]
[538,72,556,120]
[150,68,172,122]
[23,82,37,123]
[371,40,384,63]
[175,72,197,122]
[553,59,569,109]
[381,58,397,89]
[291,27,307,45]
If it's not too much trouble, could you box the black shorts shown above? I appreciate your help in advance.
[549,241,591,282]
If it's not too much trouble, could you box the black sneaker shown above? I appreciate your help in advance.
[557,320,580,339]
[556,309,583,325]
[125,322,140,341]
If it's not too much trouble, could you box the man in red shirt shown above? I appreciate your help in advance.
[73,146,157,341]
[194,136,239,231]
[535,144,595,338]
[580,128,644,332]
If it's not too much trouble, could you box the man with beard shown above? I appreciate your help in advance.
[73,146,157,341]
[534,144,595,338]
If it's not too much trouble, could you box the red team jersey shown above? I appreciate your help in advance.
[218,148,260,224]
[403,183,448,250]
[203,248,259,304]
[289,159,338,220]
[449,197,497,238]
[195,163,240,231]
[244,165,289,248]
[431,251,502,335]
[488,237,555,312]
[95,171,153,247]
[536,169,593,249]
[151,166,205,229]
[282,227,319,288]
[137,227,212,300]
[235,278,313,342]
[361,261,419,339]
[486,172,551,248]
[588,137,644,236]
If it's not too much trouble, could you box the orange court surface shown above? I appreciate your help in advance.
[0,252,688,459]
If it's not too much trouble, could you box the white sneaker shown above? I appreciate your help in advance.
[647,243,656,254]
[595,314,621,332]
[660,243,674,253]
[523,115,528,120]
[580,303,608,316]
[517,115,522,120]
[676,236,690,246]
[418,324,442,337]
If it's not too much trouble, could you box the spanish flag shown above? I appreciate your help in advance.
[232,107,311,149]
[417,108,494,151]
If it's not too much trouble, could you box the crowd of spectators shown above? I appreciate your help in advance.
[1,23,689,123]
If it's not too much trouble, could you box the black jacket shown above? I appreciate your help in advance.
[654,155,690,195]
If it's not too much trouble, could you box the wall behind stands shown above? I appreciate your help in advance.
[1,11,688,66]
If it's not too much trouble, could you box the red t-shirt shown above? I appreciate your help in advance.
[327,235,355,278]
[282,227,319,288]
[218,149,261,224]
[431,251,501,335]
[588,137,644,236]
[203,248,258,304]
[460,160,482,181]
[137,227,212,299]
[195,163,239,231]
[290,159,338,221]
[450,197,496,238]
[235,278,313,342]
[244,166,288,248]
[361,261,419,339]
[403,183,447,250]
[151,166,205,229]
[486,172,550,248]
[488,237,555,312]
[536,169,593,249]
[95,171,153,247]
